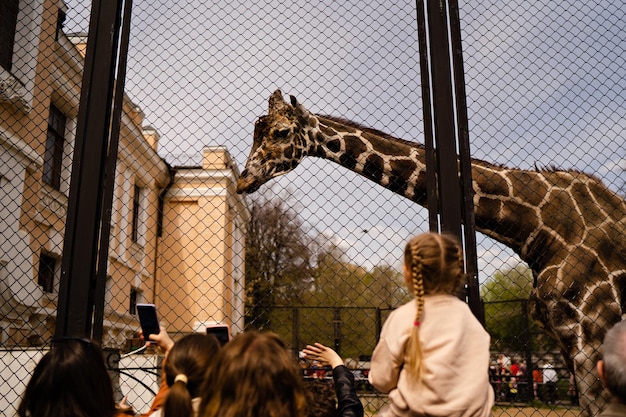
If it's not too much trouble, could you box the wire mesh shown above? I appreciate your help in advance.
[0,0,624,416]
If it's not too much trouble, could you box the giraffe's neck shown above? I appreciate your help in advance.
[308,115,616,261]
[310,115,430,204]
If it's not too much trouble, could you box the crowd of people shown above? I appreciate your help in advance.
[488,353,564,404]
[15,232,625,417]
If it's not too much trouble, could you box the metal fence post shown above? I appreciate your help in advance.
[415,0,483,323]
[55,0,124,339]
[333,308,342,354]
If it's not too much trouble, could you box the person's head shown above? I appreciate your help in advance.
[18,337,115,417]
[200,330,306,417]
[303,379,336,417]
[403,232,464,381]
[402,232,464,297]
[598,320,626,403]
[162,333,220,417]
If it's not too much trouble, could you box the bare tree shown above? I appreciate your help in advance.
[244,194,315,329]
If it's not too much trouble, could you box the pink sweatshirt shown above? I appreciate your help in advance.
[369,294,494,417]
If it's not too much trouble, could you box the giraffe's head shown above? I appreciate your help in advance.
[237,90,315,194]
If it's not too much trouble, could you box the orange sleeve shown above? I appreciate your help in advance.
[140,358,169,417]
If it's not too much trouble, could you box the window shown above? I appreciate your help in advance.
[0,0,19,71]
[55,9,66,41]
[129,287,138,314]
[131,184,141,243]
[37,253,57,293]
[43,104,66,190]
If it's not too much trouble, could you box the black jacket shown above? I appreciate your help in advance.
[332,365,364,417]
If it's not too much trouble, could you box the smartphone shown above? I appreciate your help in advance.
[136,303,160,340]
[206,324,230,346]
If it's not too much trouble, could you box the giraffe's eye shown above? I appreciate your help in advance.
[275,128,290,139]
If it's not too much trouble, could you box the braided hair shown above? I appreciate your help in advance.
[403,232,465,382]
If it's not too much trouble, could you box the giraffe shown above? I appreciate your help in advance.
[237,89,626,416]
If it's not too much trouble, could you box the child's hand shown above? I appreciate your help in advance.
[303,342,344,368]
[139,326,174,355]
[115,395,134,415]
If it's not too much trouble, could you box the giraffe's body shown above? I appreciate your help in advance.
[237,90,626,416]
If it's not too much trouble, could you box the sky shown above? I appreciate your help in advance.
[63,0,625,282]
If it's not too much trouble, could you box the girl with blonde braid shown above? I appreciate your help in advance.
[368,232,494,417]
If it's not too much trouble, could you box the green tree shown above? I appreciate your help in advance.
[304,243,366,307]
[298,246,409,358]
[481,263,553,352]
[363,264,411,308]
[481,263,533,301]
[243,198,410,358]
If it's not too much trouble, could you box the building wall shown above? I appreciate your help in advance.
[0,0,247,348]
[0,0,66,347]
[158,147,248,335]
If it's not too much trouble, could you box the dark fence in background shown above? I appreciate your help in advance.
[1,0,624,416]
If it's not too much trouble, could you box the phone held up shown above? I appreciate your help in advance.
[136,303,160,342]
[206,324,231,346]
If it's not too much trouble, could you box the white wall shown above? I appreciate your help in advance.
[0,350,162,417]
[0,350,44,417]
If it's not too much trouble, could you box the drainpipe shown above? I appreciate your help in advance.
[152,163,176,304]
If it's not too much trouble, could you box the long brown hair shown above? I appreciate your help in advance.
[403,232,464,381]
[200,330,306,417]
[162,333,220,417]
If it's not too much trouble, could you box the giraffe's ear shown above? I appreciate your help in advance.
[290,95,310,121]
[268,90,287,114]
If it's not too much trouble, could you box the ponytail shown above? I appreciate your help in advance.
[162,334,220,417]
[162,376,193,417]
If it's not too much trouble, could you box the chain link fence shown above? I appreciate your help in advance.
[1,0,624,416]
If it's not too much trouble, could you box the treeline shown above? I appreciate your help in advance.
[243,194,410,358]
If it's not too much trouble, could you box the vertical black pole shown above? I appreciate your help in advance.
[448,0,484,323]
[93,0,133,344]
[55,0,124,339]
[415,0,483,323]
[425,0,462,238]
[416,0,438,232]
[333,308,341,354]
[292,307,300,358]
[521,300,535,402]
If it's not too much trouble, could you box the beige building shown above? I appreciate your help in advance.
[158,147,247,335]
[0,0,248,348]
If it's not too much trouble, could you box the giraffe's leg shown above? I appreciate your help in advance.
[530,293,610,416]
[532,259,623,416]
[553,305,615,416]
[572,345,608,417]
[574,283,623,416]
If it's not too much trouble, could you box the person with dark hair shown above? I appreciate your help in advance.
[199,330,307,417]
[149,333,220,417]
[302,342,364,417]
[18,337,116,417]
[597,320,626,416]
[368,232,494,417]
[303,379,337,417]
